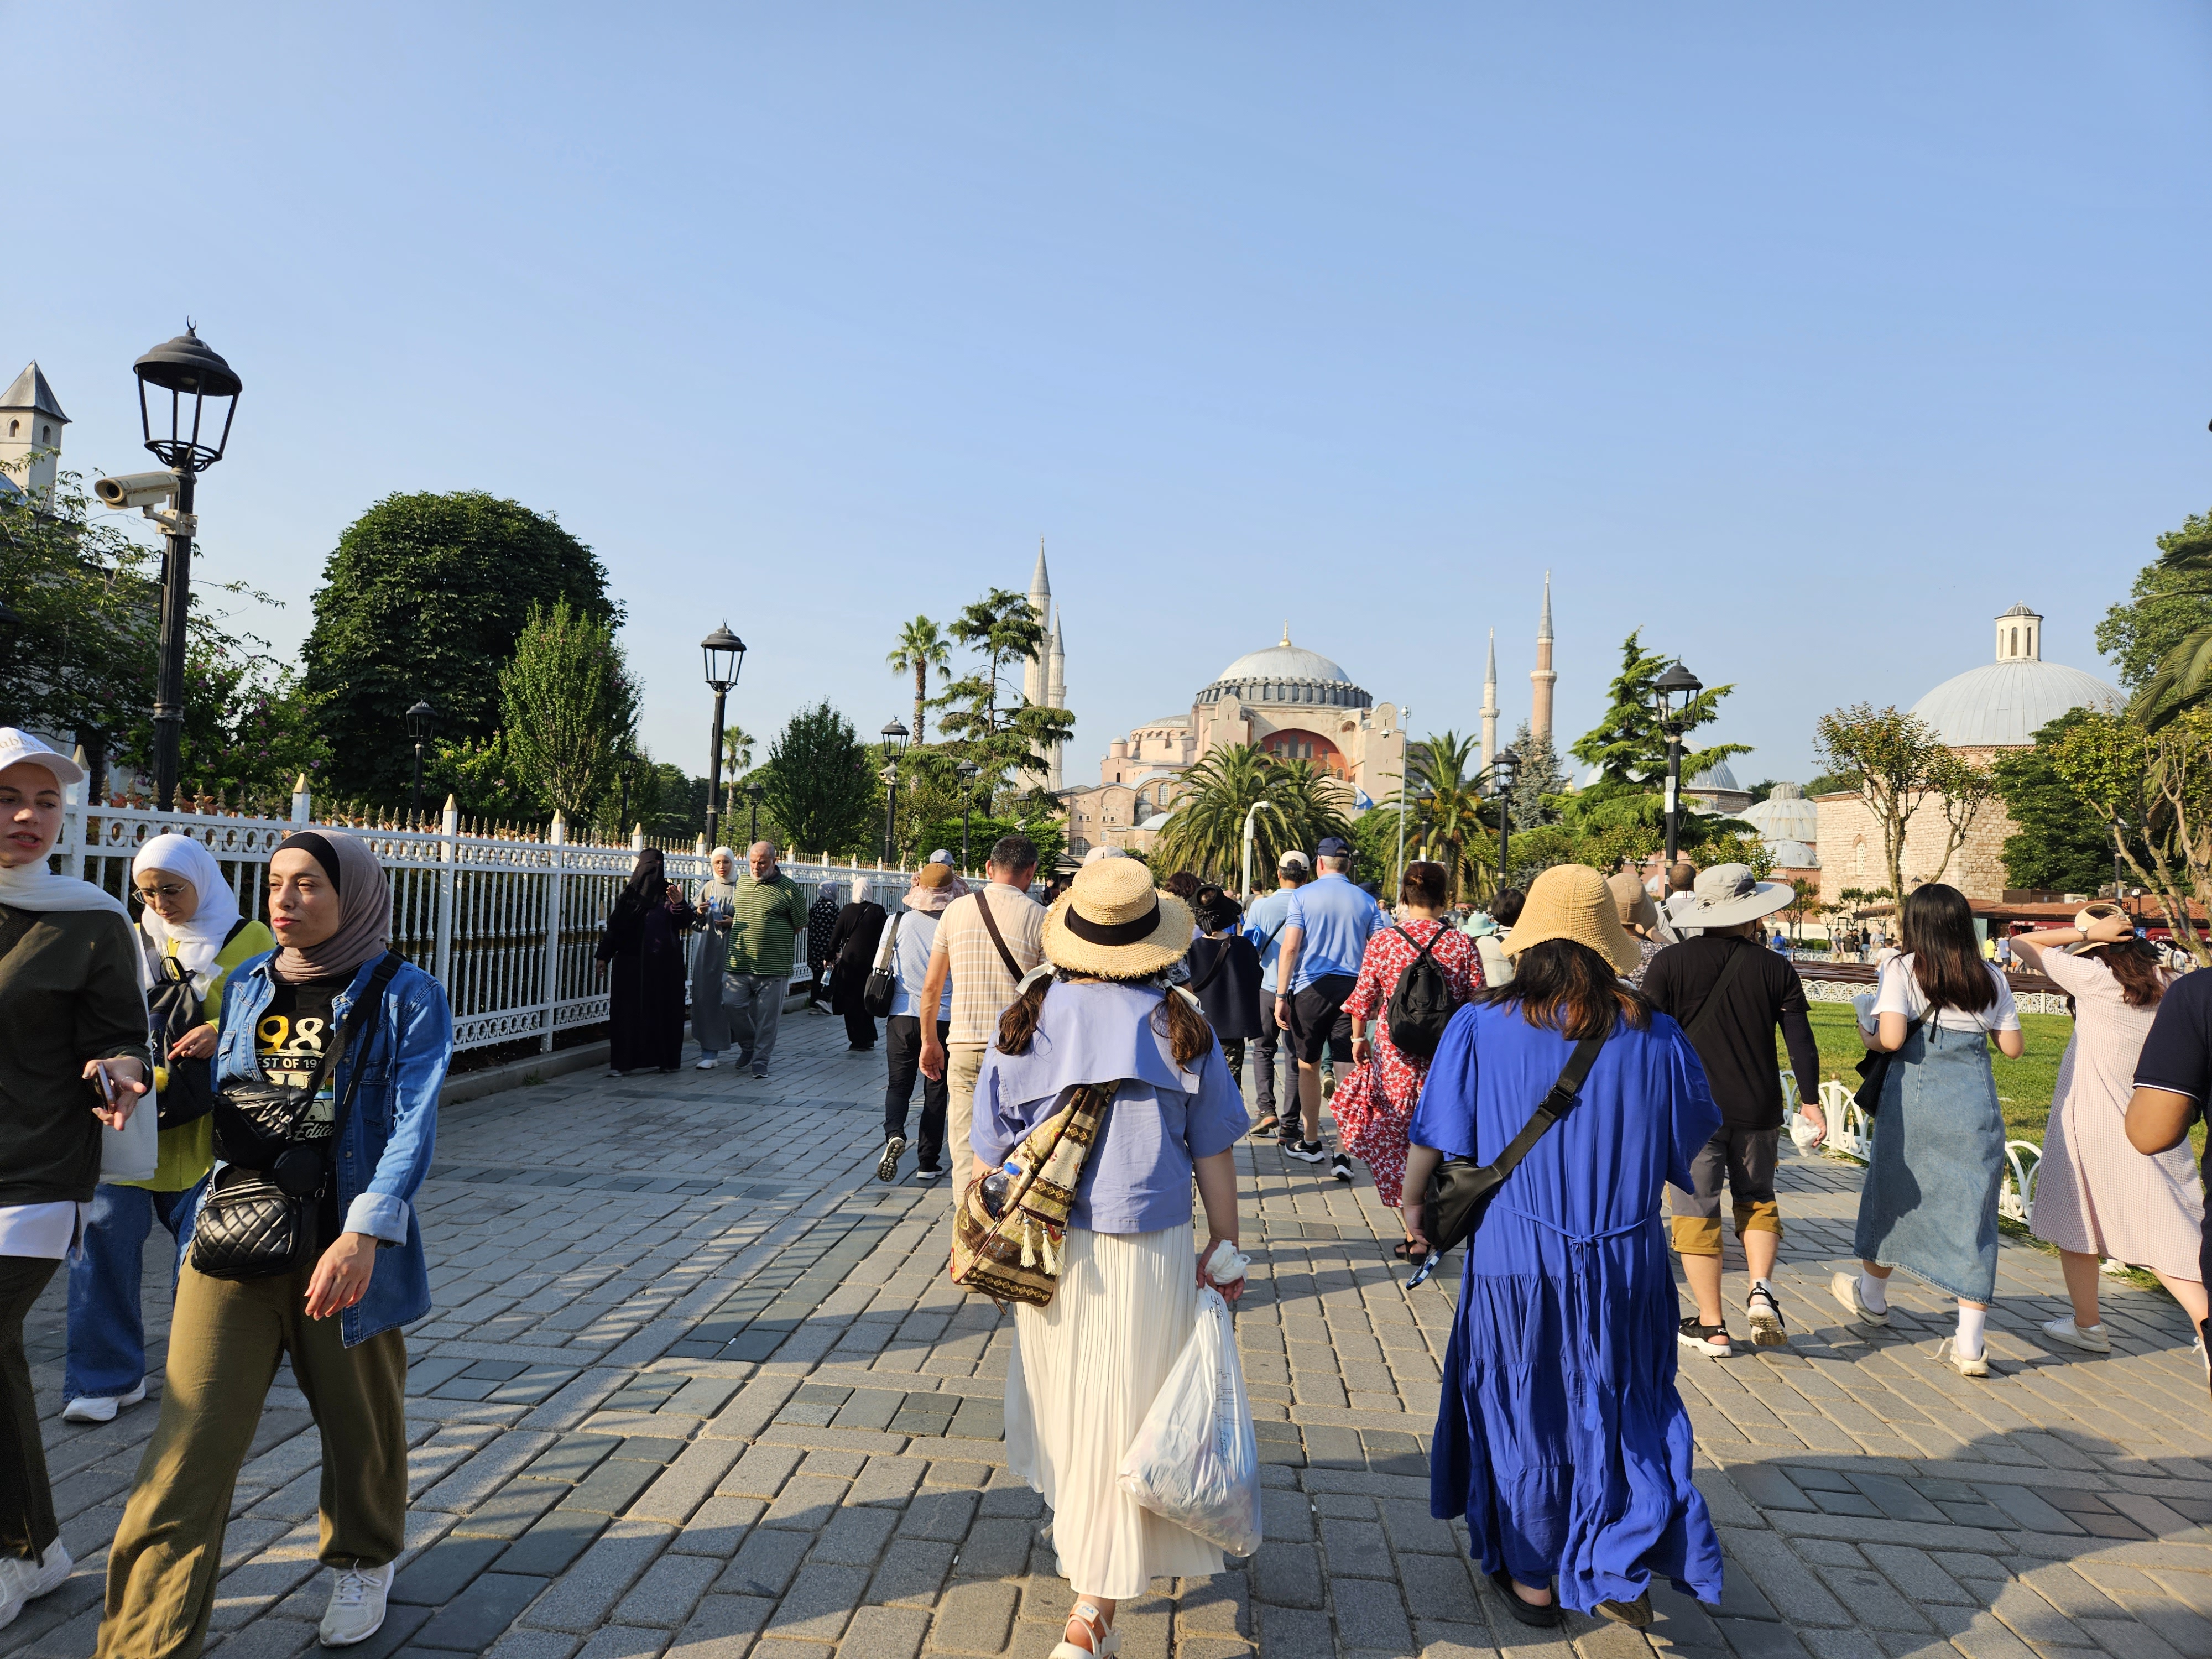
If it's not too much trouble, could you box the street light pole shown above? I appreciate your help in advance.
[1491,746,1520,894]
[699,625,747,850]
[879,721,910,864]
[1650,662,1704,867]
[405,700,437,820]
[957,760,981,872]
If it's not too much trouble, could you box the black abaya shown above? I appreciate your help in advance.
[826,900,888,1050]
[598,894,695,1071]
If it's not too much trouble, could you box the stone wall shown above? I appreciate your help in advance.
[1813,790,2018,904]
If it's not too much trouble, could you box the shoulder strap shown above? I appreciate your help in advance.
[1481,1033,1607,1181]
[1392,923,1441,966]
[1187,938,1231,996]
[1682,940,1758,1041]
[874,911,902,971]
[327,952,406,1140]
[973,890,1023,982]
[222,916,251,948]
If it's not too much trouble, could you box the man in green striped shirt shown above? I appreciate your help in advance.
[723,841,812,1078]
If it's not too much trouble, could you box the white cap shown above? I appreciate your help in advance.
[0,728,84,787]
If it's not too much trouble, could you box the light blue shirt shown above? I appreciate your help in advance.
[1243,886,1300,993]
[890,910,951,1021]
[1282,872,1383,990]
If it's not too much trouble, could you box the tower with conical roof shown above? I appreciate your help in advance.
[1530,572,1556,747]
[0,363,69,500]
[1045,607,1067,790]
[1022,539,1052,709]
[1480,630,1499,773]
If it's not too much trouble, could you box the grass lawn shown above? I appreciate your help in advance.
[1781,1002,2070,1145]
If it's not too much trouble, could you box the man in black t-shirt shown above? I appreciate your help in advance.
[2127,967,2212,1373]
[1642,864,1827,1358]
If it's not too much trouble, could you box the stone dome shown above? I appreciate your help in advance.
[1198,630,1372,710]
[1911,660,2121,748]
[1687,759,1741,793]
[1740,782,1820,844]
[1767,838,1819,869]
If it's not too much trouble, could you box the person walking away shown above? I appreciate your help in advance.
[805,878,841,1012]
[0,733,152,1627]
[919,834,1044,1185]
[1401,863,1721,1626]
[973,857,1246,1657]
[595,848,695,1074]
[98,828,453,1655]
[688,848,742,1069]
[2123,958,2212,1373]
[1464,904,1515,989]
[827,880,889,1051]
[1335,860,1480,1251]
[66,836,274,1425]
[1187,887,1261,1091]
[1240,852,1307,1135]
[1833,883,2024,1378]
[1272,836,1384,1177]
[1994,931,2015,970]
[722,841,810,1079]
[880,863,962,1184]
[1641,863,1828,1356]
[1608,872,1666,989]
[1657,861,1700,943]
[2010,909,2206,1352]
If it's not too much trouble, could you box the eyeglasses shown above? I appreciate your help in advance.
[130,883,192,906]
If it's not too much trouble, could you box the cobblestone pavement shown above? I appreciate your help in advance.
[11,1007,2212,1659]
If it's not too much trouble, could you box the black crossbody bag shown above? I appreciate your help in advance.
[1417,1030,1609,1259]
[192,954,403,1282]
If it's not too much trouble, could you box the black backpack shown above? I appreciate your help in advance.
[1385,924,1457,1060]
[143,920,249,1130]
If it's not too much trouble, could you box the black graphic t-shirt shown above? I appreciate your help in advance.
[247,975,346,1147]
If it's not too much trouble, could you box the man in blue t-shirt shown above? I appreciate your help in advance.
[1271,837,1383,1179]
[1240,851,1308,1137]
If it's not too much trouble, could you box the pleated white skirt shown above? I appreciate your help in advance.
[1004,1220,1226,1600]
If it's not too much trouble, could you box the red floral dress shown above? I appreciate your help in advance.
[1332,917,1483,1206]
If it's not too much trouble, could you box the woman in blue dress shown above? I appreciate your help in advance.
[1404,864,1724,1627]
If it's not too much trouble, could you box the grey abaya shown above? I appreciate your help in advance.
[691,871,742,1056]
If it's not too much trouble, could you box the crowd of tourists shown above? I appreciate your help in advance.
[10,703,2212,1653]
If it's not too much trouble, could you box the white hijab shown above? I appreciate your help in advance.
[132,834,241,985]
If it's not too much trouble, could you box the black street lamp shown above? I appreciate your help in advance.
[700,624,747,849]
[1491,745,1520,891]
[879,720,910,864]
[131,326,241,811]
[1649,662,1704,865]
[957,759,982,871]
[405,700,438,819]
[745,781,765,847]
[0,598,22,728]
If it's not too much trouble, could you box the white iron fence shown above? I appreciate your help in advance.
[58,788,924,1056]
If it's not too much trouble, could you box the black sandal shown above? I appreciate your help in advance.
[1392,1240,1430,1268]
[1489,1570,1564,1629]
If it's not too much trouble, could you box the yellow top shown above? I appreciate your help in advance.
[119,920,276,1193]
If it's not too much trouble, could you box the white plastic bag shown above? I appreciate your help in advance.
[98,1083,158,1183]
[1117,1286,1262,1556]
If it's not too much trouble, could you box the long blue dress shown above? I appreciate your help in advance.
[1410,1000,1726,1612]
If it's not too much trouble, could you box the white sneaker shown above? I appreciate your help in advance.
[63,1380,145,1423]
[695,1056,718,1070]
[1937,1336,1991,1379]
[1831,1270,1890,1327]
[909,1164,945,1185]
[0,1541,74,1625]
[2042,1316,2112,1354]
[320,1561,394,1647]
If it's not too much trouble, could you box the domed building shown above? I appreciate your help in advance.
[1817,604,2122,904]
[1063,628,1406,858]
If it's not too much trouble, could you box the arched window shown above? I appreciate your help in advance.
[38,425,50,445]
[5,421,15,438]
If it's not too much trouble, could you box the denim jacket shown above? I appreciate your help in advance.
[197,951,453,1347]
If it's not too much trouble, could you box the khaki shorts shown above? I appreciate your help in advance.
[947,1042,988,1189]
[1669,1125,1782,1257]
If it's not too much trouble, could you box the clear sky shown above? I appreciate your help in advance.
[13,5,2211,791]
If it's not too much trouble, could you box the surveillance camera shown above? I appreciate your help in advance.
[92,471,179,510]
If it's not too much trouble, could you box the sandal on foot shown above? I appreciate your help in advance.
[1678,1316,1733,1357]
[1598,1591,1655,1627]
[1051,1601,1121,1657]
[1489,1569,1564,1629]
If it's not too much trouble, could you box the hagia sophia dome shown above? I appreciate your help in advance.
[1908,603,2121,749]
[1198,641,1373,710]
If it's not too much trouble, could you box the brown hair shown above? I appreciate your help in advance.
[1491,886,1526,928]
[1400,860,1448,909]
[1164,870,1201,902]
[997,972,1217,1068]
[1901,884,1996,1015]
[2077,938,2168,1010]
[1483,938,1650,1039]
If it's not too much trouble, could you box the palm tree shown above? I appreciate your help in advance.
[1152,746,1353,885]
[722,724,755,777]
[2133,531,2212,729]
[1380,730,1497,906]
[887,616,952,742]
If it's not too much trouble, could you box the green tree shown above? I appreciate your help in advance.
[494,599,640,822]
[1569,632,1750,791]
[932,587,1076,817]
[1506,722,1565,832]
[300,491,614,802]
[1392,731,1499,906]
[1151,745,1353,884]
[1991,710,2125,895]
[761,702,878,858]
[1813,703,1994,902]
[2047,708,2212,961]
[2099,509,2212,696]
[722,724,755,778]
[888,616,952,743]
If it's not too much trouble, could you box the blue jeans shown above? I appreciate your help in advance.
[64,1178,206,1400]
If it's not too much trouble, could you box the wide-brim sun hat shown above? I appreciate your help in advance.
[1503,864,1643,976]
[1683,862,1796,929]
[1041,857,1195,980]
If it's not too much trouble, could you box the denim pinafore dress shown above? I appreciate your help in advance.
[1851,1019,2006,1303]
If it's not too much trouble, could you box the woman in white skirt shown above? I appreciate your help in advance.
[973,858,1247,1659]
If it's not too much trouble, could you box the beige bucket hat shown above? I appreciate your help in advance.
[1041,857,1194,980]
[1504,864,1644,976]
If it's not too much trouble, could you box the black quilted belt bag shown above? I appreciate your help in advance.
[191,954,399,1283]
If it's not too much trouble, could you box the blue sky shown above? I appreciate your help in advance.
[13,5,2210,790]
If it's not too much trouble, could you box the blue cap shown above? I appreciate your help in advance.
[1316,836,1352,858]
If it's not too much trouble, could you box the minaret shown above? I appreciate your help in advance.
[1479,630,1499,773]
[1046,607,1067,791]
[1022,539,1052,708]
[1530,571,1556,747]
[0,363,69,500]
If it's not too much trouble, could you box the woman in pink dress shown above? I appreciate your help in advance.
[1335,861,1481,1265]
[2013,911,2207,1354]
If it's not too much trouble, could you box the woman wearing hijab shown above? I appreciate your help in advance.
[0,732,150,1629]
[826,879,889,1051]
[64,835,274,1426]
[1402,864,1723,1627]
[690,848,741,1070]
[594,847,695,1075]
[98,829,453,1657]
[973,858,1248,1659]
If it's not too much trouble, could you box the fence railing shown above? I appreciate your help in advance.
[1811,1077,2042,1222]
[58,788,926,1056]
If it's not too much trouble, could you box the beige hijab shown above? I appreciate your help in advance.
[273,830,392,980]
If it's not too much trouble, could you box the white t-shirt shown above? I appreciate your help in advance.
[1871,954,2021,1034]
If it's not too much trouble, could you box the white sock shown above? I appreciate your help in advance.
[1956,1305,1988,1359]
[1858,1271,1888,1313]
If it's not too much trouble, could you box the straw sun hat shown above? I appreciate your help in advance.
[1503,864,1643,976]
[1040,857,1195,980]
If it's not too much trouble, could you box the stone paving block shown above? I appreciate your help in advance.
[1720,1528,1852,1628]
[500,1510,611,1579]
[608,1550,723,1631]
[392,1533,510,1605]
[716,1526,811,1598]
[760,1562,868,1641]
[1253,1602,1333,1656]
[661,1592,772,1658]
[719,1443,804,1500]
[1376,1496,1458,1554]
[900,1489,980,1541]
[415,1572,554,1652]
[571,1626,669,1659]
[848,1454,927,1507]
[869,1538,957,1606]
[843,1603,933,1659]
[930,1579,1019,1652]
[629,1440,747,1526]
[1812,1564,1933,1633]
[1251,1540,1325,1609]
[809,1503,900,1566]
[481,1630,584,1659]
[523,1520,676,1633]
[1319,1516,1394,1579]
